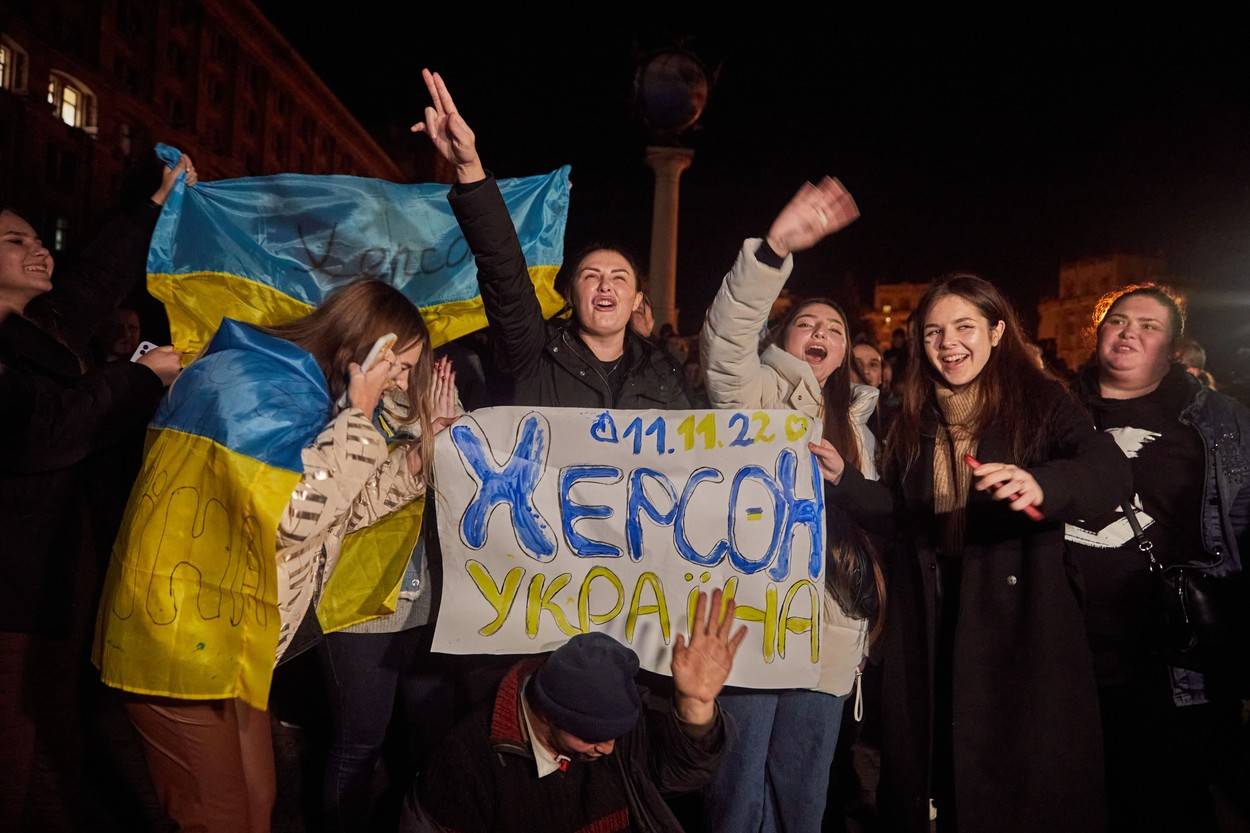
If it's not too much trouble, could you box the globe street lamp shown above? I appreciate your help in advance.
[635,50,709,335]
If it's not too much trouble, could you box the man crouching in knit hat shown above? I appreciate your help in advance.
[402,589,747,833]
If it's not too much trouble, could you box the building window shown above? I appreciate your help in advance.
[48,71,97,133]
[62,84,80,124]
[53,217,69,252]
[0,35,29,93]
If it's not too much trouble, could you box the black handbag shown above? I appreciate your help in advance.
[1122,503,1250,689]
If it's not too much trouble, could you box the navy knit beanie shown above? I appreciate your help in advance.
[529,633,642,743]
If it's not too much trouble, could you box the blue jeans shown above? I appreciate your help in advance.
[317,625,453,833]
[704,689,845,833]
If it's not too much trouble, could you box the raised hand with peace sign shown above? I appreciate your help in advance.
[411,68,485,184]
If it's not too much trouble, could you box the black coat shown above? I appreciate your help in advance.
[447,177,690,410]
[0,202,164,634]
[834,381,1132,833]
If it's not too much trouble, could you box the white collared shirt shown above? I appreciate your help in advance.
[519,677,571,778]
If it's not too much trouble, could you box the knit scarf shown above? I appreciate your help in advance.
[933,382,981,553]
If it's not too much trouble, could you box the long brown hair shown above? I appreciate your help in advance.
[261,279,436,485]
[770,297,886,642]
[886,274,1057,480]
[768,297,862,475]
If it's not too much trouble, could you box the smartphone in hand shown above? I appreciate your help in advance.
[130,341,158,362]
[337,333,398,408]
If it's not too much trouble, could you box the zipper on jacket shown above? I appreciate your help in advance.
[560,329,616,406]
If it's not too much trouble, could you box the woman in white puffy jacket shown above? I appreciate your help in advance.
[700,177,880,833]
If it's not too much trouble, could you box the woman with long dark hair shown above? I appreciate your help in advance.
[812,274,1130,833]
[1069,284,1249,833]
[699,178,882,833]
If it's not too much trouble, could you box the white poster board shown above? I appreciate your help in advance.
[431,407,828,688]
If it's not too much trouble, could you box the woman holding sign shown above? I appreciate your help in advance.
[699,179,882,833]
[94,279,455,833]
[812,274,1131,833]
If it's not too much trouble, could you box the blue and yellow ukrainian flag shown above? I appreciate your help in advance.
[146,144,570,356]
[92,320,421,709]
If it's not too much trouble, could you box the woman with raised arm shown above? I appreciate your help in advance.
[699,178,882,833]
[413,69,689,411]
[812,274,1131,833]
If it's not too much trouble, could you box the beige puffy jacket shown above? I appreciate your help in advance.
[701,238,877,697]
[273,397,426,662]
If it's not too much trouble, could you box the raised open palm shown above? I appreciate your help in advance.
[671,589,748,723]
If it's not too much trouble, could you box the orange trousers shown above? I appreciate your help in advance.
[126,696,275,833]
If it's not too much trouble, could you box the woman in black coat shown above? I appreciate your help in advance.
[0,156,192,831]
[810,274,1131,833]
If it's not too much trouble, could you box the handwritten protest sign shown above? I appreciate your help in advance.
[432,407,827,688]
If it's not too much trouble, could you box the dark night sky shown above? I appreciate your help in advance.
[256,15,1250,366]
